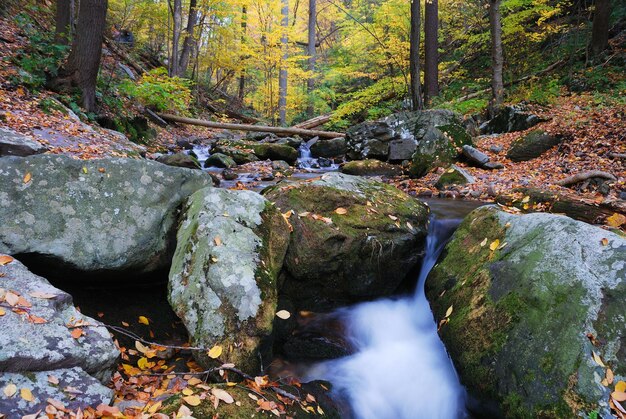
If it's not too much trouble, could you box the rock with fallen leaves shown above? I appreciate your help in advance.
[426,206,626,417]
[0,256,118,413]
[0,155,213,276]
[264,172,429,310]
[168,188,290,371]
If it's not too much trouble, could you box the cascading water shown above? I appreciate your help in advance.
[305,217,467,419]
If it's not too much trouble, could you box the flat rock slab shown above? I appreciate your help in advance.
[0,256,119,381]
[0,155,213,275]
[0,367,113,417]
[0,128,47,157]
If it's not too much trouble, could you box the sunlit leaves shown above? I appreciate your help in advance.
[208,345,223,359]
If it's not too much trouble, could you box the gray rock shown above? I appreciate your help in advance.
[489,144,503,153]
[211,144,259,165]
[310,137,347,158]
[482,161,505,170]
[168,188,290,371]
[222,169,238,180]
[427,206,626,418]
[0,367,113,417]
[0,128,47,157]
[506,130,563,162]
[0,257,118,381]
[388,138,417,161]
[275,137,303,149]
[0,155,213,275]
[434,165,475,189]
[205,153,237,168]
[271,160,291,173]
[461,145,490,166]
[479,104,545,134]
[156,152,201,170]
[263,173,429,310]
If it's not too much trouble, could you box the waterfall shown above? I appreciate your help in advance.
[305,217,467,419]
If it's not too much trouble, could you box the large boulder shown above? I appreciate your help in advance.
[168,188,290,371]
[263,172,430,309]
[310,137,348,158]
[156,152,201,170]
[506,130,563,162]
[0,256,118,415]
[214,139,298,164]
[0,155,213,276]
[340,159,403,177]
[434,165,474,189]
[0,128,47,157]
[205,153,237,169]
[480,104,544,134]
[426,206,626,418]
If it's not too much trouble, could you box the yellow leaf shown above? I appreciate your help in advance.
[183,395,201,406]
[0,255,14,265]
[138,315,150,325]
[82,167,88,174]
[592,351,606,367]
[208,345,223,359]
[445,305,453,318]
[489,239,500,251]
[3,383,17,397]
[522,196,530,203]
[187,377,202,386]
[275,310,291,320]
[20,387,34,402]
[606,213,626,228]
[147,401,162,413]
[182,388,194,396]
[137,357,155,370]
[23,172,31,183]
[612,391,626,402]
[0,308,4,316]
[616,381,626,392]
[334,207,348,215]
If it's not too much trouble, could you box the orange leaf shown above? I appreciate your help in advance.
[0,255,14,265]
[71,328,83,339]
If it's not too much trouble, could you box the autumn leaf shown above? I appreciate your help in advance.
[334,207,347,215]
[20,387,34,402]
[47,375,59,385]
[388,215,398,221]
[212,388,234,404]
[601,238,609,246]
[607,213,626,228]
[181,388,194,396]
[275,310,291,320]
[445,305,453,318]
[29,291,57,299]
[5,292,19,306]
[480,238,488,247]
[489,239,500,251]
[3,383,17,397]
[0,255,14,265]
[208,345,223,359]
[214,235,222,246]
[183,394,201,406]
[616,381,626,393]
[138,315,150,325]
[137,357,155,370]
[592,351,606,367]
[0,308,4,316]
[607,369,614,385]
[23,172,31,183]
[612,391,626,402]
[71,328,83,339]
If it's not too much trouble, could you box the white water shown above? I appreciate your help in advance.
[306,218,467,419]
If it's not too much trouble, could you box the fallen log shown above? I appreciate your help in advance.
[144,108,168,128]
[103,38,147,75]
[556,170,616,187]
[157,113,345,138]
[293,113,332,130]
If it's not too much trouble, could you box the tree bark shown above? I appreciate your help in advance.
[488,0,504,117]
[55,0,72,45]
[169,0,182,76]
[590,0,611,56]
[306,0,317,117]
[424,0,438,107]
[409,0,423,111]
[278,0,289,125]
[54,0,108,113]
[178,0,198,75]
[238,6,247,101]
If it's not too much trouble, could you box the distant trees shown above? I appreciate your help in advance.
[278,0,289,125]
[409,0,423,111]
[488,0,504,116]
[590,0,611,56]
[424,0,438,107]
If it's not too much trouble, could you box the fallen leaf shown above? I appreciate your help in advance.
[212,388,234,404]
[489,239,500,251]
[592,351,606,367]
[607,213,626,228]
[0,308,4,316]
[138,315,150,325]
[275,310,291,320]
[334,207,347,215]
[71,328,83,339]
[182,395,201,406]
[29,291,57,299]
[612,391,626,402]
[606,369,614,385]
[388,215,398,221]
[20,387,34,402]
[3,383,17,397]
[0,255,14,265]
[5,292,19,306]
[182,388,194,396]
[208,345,223,359]
[95,404,120,415]
[47,375,59,385]
[46,398,65,411]
[616,381,626,393]
[23,172,31,183]
[601,238,609,246]
[214,236,222,246]
[480,238,488,247]
[522,196,530,203]
[445,305,454,318]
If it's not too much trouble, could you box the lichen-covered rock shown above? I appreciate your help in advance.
[479,105,544,134]
[263,172,429,310]
[0,128,47,157]
[426,206,626,418]
[434,165,474,189]
[168,188,290,371]
[156,152,201,170]
[211,144,259,165]
[0,155,213,275]
[506,130,563,162]
[340,159,403,177]
[0,367,114,417]
[0,256,119,382]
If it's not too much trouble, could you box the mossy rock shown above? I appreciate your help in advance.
[156,152,201,170]
[215,139,298,164]
[263,172,429,310]
[434,165,474,189]
[212,144,259,165]
[168,188,290,372]
[340,159,403,177]
[205,153,237,169]
[426,206,626,418]
[506,130,563,162]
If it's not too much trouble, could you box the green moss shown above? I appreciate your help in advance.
[439,123,473,147]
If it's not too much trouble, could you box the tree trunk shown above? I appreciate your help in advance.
[238,5,247,101]
[178,0,198,75]
[169,0,182,77]
[306,0,317,117]
[54,0,108,113]
[278,0,289,125]
[55,0,72,45]
[409,0,423,111]
[488,0,504,117]
[424,0,438,106]
[590,0,611,56]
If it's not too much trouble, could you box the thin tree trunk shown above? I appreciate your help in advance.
[306,0,317,117]
[590,0,611,56]
[278,0,289,125]
[488,0,504,117]
[409,0,423,111]
[238,5,247,101]
[54,0,108,113]
[178,0,198,75]
[55,0,72,45]
[424,0,438,107]
[169,0,182,76]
